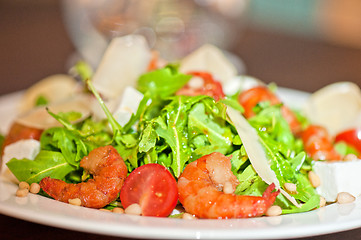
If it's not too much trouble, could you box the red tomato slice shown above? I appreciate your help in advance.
[301,125,341,161]
[335,128,361,155]
[120,163,178,217]
[176,71,225,101]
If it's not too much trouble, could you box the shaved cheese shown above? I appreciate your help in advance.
[16,94,92,129]
[226,107,301,207]
[92,35,151,100]
[19,74,78,113]
[180,44,237,84]
[303,82,361,136]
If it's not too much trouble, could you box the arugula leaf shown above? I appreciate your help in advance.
[6,150,75,183]
[289,152,306,172]
[236,176,269,197]
[230,148,249,172]
[235,165,259,193]
[137,65,191,99]
[154,104,191,178]
[40,127,99,167]
[188,101,233,157]
[139,123,157,153]
[114,142,139,170]
[282,194,320,214]
[220,97,244,113]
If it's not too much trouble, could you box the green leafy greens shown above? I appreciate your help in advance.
[6,64,320,215]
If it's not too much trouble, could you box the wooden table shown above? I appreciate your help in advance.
[1,1,361,240]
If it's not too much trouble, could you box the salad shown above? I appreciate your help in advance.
[1,35,360,219]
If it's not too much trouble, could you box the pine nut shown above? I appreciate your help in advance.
[68,198,82,206]
[19,181,29,190]
[29,183,40,194]
[265,205,282,216]
[336,192,356,204]
[99,208,111,212]
[308,171,321,188]
[319,196,326,208]
[284,183,298,194]
[112,207,125,214]
[16,188,29,197]
[125,203,142,215]
[223,181,235,194]
[182,213,196,220]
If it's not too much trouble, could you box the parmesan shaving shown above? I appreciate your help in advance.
[92,35,151,100]
[303,82,361,136]
[180,44,237,85]
[226,107,301,208]
[16,94,92,129]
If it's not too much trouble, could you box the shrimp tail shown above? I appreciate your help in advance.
[232,183,280,218]
[262,183,280,208]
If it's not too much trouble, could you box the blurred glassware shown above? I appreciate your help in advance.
[62,0,248,67]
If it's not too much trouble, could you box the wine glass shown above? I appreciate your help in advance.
[62,0,248,67]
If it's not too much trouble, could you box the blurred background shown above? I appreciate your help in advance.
[1,0,361,96]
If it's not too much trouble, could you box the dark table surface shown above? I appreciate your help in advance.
[1,1,361,240]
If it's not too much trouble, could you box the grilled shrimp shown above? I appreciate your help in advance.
[178,152,279,219]
[238,86,302,135]
[40,145,128,208]
[301,125,341,161]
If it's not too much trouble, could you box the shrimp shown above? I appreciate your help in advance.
[178,152,279,219]
[238,86,302,135]
[40,145,128,208]
[301,125,341,161]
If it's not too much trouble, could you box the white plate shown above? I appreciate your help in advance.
[1,89,361,240]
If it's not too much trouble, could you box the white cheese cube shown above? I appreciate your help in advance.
[313,160,361,202]
[113,86,144,127]
[1,139,40,183]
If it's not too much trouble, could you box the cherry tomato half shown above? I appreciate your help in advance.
[335,128,361,155]
[301,125,341,161]
[176,71,225,101]
[120,163,178,217]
